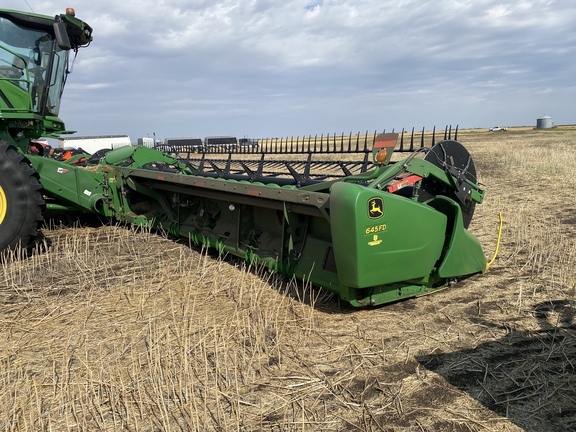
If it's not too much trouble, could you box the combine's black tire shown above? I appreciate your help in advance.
[0,140,45,253]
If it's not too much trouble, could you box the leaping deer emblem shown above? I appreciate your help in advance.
[368,198,384,219]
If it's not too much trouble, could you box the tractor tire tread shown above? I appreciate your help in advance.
[0,141,46,253]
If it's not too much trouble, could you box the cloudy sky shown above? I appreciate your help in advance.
[4,0,575,141]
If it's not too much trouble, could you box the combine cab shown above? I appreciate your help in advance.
[0,8,487,307]
[0,7,92,251]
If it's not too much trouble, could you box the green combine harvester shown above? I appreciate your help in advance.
[0,8,487,307]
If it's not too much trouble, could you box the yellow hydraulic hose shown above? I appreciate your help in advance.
[486,212,503,271]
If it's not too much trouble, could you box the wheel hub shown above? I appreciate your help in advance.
[0,185,6,225]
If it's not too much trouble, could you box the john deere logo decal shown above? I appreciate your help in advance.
[368,197,384,219]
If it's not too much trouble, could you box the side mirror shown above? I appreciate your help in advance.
[53,22,72,50]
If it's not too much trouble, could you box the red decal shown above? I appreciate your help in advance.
[374,133,398,149]
[387,175,423,193]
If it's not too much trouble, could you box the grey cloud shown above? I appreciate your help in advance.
[1,0,574,139]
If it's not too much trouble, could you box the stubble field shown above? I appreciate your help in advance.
[1,127,575,431]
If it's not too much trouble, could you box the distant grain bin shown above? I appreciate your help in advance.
[536,115,554,129]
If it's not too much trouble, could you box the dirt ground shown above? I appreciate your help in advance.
[0,127,575,431]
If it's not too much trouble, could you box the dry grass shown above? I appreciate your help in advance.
[1,127,575,431]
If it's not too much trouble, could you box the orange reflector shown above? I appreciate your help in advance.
[373,133,398,165]
[375,149,388,163]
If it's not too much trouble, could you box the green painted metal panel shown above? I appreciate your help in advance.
[28,155,106,212]
[330,181,447,288]
[426,196,487,278]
